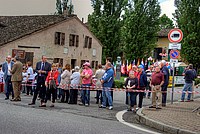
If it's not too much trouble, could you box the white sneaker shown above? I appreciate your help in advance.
[85,103,89,106]
[108,106,113,110]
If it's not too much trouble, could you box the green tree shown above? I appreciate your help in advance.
[122,0,161,62]
[174,0,200,68]
[56,0,74,15]
[159,14,174,29]
[88,0,128,63]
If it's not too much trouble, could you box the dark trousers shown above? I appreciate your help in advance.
[5,76,14,99]
[45,87,56,103]
[61,89,69,103]
[162,85,168,104]
[26,81,33,95]
[32,77,46,104]
[138,87,145,108]
[96,90,102,104]
[69,88,78,104]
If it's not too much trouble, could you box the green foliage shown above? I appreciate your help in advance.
[88,0,128,63]
[174,0,200,68]
[114,80,125,88]
[56,0,74,15]
[195,78,200,85]
[159,14,174,29]
[121,0,161,61]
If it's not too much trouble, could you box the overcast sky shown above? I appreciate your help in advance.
[0,0,175,21]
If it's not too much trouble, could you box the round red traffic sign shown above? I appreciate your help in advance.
[168,29,183,43]
[170,50,180,59]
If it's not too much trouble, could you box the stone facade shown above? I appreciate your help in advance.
[0,16,102,69]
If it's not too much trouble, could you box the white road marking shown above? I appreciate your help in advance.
[116,110,162,134]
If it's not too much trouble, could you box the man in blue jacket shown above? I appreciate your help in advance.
[2,55,14,100]
[137,65,147,108]
[99,62,114,110]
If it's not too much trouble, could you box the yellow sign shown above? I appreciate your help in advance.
[168,76,173,88]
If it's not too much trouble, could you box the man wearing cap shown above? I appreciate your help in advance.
[80,62,93,106]
[160,60,169,107]
[137,65,147,108]
[9,56,23,101]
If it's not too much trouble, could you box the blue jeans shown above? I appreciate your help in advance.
[81,84,91,105]
[102,87,113,107]
[181,83,193,101]
[4,76,14,99]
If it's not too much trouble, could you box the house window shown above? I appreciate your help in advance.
[69,34,79,47]
[55,32,65,45]
[84,36,92,48]
[91,61,95,68]
[95,61,98,69]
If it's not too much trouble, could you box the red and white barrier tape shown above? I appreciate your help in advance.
[1,82,200,94]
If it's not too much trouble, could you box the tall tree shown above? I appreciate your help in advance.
[122,0,161,62]
[88,0,128,63]
[174,0,200,68]
[56,0,74,15]
[159,14,174,29]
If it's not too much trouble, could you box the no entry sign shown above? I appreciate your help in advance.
[168,29,183,43]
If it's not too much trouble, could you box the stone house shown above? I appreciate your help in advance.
[0,15,102,69]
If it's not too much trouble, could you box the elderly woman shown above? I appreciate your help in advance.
[68,66,80,104]
[43,63,59,107]
[59,64,72,103]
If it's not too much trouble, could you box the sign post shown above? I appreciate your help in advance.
[168,28,183,104]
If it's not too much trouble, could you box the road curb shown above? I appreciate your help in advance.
[136,108,196,134]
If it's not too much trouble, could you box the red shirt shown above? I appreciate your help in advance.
[45,70,59,85]
[151,71,164,85]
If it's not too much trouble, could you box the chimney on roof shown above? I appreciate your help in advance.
[82,18,84,23]
[63,7,69,18]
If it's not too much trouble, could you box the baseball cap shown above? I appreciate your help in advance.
[83,62,90,67]
[138,65,144,69]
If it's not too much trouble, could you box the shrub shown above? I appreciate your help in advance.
[114,80,125,88]
[195,78,200,85]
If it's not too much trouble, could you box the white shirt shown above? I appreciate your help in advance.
[0,70,4,83]
[7,62,11,76]
[27,67,34,80]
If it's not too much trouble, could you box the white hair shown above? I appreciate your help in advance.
[161,60,166,65]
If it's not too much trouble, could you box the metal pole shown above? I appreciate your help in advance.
[171,62,175,104]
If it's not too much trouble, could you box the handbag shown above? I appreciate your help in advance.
[49,79,57,89]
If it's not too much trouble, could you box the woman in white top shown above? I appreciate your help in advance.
[69,66,80,104]
[94,64,105,104]
[26,61,34,95]
[59,64,72,103]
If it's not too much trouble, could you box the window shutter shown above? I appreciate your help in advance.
[55,32,59,44]
[88,38,92,48]
[84,36,88,48]
[76,35,79,47]
[69,34,73,46]
[61,33,65,45]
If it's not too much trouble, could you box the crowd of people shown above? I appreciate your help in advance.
[0,55,198,112]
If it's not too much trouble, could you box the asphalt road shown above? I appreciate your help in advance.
[0,101,147,134]
[0,86,199,134]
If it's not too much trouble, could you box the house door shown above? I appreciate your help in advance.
[18,52,34,65]
[71,59,77,69]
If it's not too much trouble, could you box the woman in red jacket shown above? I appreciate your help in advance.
[41,63,59,107]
